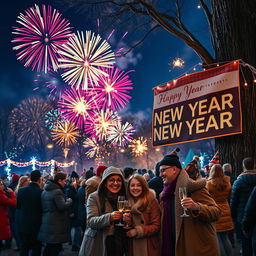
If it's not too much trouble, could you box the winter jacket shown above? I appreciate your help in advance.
[38,180,72,244]
[242,186,256,234]
[16,183,43,234]
[85,167,126,256]
[77,185,87,229]
[128,189,161,256]
[206,177,234,232]
[230,170,256,223]
[0,190,16,240]
[85,176,101,199]
[66,182,80,227]
[148,176,163,202]
[161,169,221,256]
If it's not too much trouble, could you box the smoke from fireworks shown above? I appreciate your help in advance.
[58,88,98,129]
[12,4,73,73]
[107,121,135,146]
[94,67,133,110]
[51,121,79,147]
[58,31,115,90]
[9,97,52,146]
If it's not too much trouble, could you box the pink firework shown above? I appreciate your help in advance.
[58,88,98,129]
[94,66,134,110]
[84,110,120,140]
[12,4,73,73]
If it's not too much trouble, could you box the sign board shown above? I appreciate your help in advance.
[152,61,242,147]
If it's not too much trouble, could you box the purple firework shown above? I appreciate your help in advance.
[94,66,134,110]
[34,70,69,99]
[12,4,73,73]
[58,88,98,129]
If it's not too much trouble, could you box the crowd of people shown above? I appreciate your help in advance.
[0,149,256,256]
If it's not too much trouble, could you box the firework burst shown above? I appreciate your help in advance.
[34,70,69,99]
[107,121,135,146]
[129,137,148,156]
[94,66,133,110]
[44,109,66,129]
[58,30,115,90]
[58,88,98,129]
[9,97,52,146]
[83,137,100,158]
[85,109,120,140]
[51,121,79,147]
[12,4,73,73]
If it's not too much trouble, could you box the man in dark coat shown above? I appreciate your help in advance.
[231,157,256,256]
[16,170,43,256]
[148,162,163,201]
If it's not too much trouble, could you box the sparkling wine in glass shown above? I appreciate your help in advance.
[123,200,132,229]
[179,187,189,217]
[116,196,125,226]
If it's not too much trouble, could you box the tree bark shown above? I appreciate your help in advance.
[212,0,256,174]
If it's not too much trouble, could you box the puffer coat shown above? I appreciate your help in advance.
[206,177,234,232]
[38,180,72,244]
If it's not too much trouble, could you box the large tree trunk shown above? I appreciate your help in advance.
[211,0,256,174]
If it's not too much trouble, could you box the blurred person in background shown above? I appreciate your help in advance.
[206,164,233,256]
[0,179,16,253]
[148,162,163,202]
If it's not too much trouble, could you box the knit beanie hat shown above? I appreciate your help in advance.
[30,170,41,182]
[159,148,182,169]
[11,173,20,183]
[184,159,200,180]
[96,165,108,177]
[209,151,220,165]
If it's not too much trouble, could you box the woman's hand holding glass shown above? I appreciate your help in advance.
[111,211,123,222]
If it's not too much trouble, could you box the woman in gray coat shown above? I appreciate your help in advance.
[81,166,127,256]
[38,172,72,256]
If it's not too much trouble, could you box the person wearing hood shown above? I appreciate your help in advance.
[124,174,161,256]
[230,157,256,256]
[82,166,127,256]
[38,172,72,256]
[159,148,220,256]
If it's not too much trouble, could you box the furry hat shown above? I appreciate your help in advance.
[11,173,20,183]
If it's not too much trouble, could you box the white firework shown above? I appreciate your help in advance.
[58,31,115,90]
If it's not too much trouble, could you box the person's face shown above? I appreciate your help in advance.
[159,165,180,184]
[105,175,122,194]
[58,178,67,188]
[129,178,142,198]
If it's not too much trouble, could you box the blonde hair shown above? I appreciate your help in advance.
[15,176,30,193]
[208,164,228,190]
[127,174,150,211]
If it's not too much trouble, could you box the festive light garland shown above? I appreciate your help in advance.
[0,159,74,168]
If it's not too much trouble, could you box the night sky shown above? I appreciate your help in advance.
[1,0,212,115]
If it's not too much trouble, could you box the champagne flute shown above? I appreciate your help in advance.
[123,200,132,229]
[116,196,125,226]
[179,187,189,217]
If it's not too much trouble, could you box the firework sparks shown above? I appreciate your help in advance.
[172,58,185,68]
[34,70,69,99]
[44,109,66,129]
[51,121,79,147]
[85,110,120,140]
[83,137,100,158]
[58,31,115,90]
[12,4,72,73]
[129,137,148,156]
[58,88,98,129]
[94,67,133,110]
[9,97,52,146]
[107,121,135,146]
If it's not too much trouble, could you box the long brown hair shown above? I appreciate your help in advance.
[15,176,30,193]
[208,164,228,190]
[127,174,151,211]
